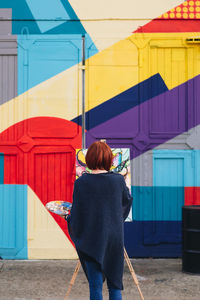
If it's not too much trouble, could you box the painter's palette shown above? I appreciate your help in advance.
[46,201,72,216]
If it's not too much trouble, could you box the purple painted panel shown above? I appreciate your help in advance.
[149,85,186,136]
[86,104,139,140]
[86,74,200,159]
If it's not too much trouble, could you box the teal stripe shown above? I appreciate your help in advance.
[132,186,184,221]
[0,185,27,259]
[0,154,3,183]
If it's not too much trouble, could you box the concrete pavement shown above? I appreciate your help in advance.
[0,259,200,300]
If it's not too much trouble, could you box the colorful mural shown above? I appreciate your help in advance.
[0,0,200,259]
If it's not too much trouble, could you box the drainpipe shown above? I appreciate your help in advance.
[82,35,86,149]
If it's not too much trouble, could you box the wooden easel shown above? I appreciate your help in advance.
[64,248,144,300]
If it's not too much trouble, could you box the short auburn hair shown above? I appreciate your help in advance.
[85,141,113,171]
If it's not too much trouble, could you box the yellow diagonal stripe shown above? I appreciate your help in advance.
[0,32,199,134]
[86,32,200,111]
[28,187,77,259]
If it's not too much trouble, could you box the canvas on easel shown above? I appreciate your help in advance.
[76,148,132,221]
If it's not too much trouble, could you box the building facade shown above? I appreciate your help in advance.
[0,0,200,259]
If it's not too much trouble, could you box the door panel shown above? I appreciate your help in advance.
[0,117,82,257]
[18,35,82,94]
[0,185,27,259]
[143,150,193,245]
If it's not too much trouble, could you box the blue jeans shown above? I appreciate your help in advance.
[84,260,122,300]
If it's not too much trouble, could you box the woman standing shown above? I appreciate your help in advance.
[66,141,133,300]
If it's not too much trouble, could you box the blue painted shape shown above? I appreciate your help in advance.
[0,0,39,33]
[10,0,98,94]
[0,185,27,259]
[132,186,184,221]
[36,0,87,35]
[25,0,70,33]
[124,221,182,258]
[0,154,3,184]
[0,0,88,35]
[18,34,98,94]
[72,73,168,129]
[193,150,200,186]
[132,150,200,222]
[153,150,195,187]
[143,220,181,245]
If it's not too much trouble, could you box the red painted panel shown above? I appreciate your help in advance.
[29,147,76,240]
[4,154,18,184]
[135,20,200,33]
[0,117,82,243]
[185,187,200,205]
[134,0,200,33]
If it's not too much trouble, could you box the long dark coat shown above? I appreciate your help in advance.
[67,171,133,290]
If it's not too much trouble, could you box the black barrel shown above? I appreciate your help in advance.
[182,205,200,274]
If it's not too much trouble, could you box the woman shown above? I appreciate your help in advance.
[66,141,133,300]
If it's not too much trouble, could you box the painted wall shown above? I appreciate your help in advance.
[0,0,200,259]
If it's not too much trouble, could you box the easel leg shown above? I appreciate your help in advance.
[65,250,145,300]
[124,248,145,300]
[64,260,81,300]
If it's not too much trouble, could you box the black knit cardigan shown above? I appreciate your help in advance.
[67,171,133,290]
